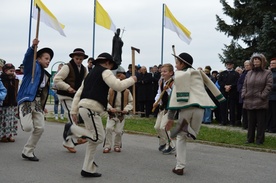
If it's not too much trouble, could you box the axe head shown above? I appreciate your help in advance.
[131,46,140,54]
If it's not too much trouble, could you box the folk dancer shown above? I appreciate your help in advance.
[153,63,176,154]
[17,38,53,161]
[166,53,225,175]
[65,53,136,177]
[103,68,133,153]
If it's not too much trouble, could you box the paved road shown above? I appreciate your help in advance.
[1,121,276,183]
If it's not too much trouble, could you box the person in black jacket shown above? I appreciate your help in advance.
[136,66,154,117]
[267,58,276,133]
[218,60,240,126]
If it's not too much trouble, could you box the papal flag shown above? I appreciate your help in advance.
[164,4,191,44]
[95,0,116,32]
[32,0,66,36]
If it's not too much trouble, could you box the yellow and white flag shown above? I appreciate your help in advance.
[95,0,116,32]
[164,4,191,44]
[32,0,66,37]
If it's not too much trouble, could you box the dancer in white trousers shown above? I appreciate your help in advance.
[103,68,133,153]
[166,52,225,175]
[67,53,136,177]
[17,38,53,161]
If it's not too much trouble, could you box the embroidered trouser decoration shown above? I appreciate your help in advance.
[70,107,103,143]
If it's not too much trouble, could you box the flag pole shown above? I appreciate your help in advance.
[92,0,96,58]
[161,4,165,65]
[28,0,34,47]
[32,5,41,83]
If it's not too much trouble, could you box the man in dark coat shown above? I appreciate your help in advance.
[136,66,154,117]
[218,60,240,126]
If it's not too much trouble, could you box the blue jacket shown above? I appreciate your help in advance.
[17,47,51,109]
[0,79,7,102]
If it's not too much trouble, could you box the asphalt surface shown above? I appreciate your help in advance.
[1,119,276,183]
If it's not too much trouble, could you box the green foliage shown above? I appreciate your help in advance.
[216,0,276,66]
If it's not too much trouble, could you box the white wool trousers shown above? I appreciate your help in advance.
[59,98,76,148]
[154,110,175,148]
[104,116,125,149]
[176,107,204,170]
[70,107,105,173]
[19,98,45,157]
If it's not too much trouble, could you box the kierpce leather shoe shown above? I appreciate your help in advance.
[172,168,184,175]
[63,122,73,141]
[81,170,102,177]
[22,153,39,161]
[63,145,77,153]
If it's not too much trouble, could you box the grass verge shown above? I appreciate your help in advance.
[46,116,276,153]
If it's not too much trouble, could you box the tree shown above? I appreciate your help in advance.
[216,0,276,66]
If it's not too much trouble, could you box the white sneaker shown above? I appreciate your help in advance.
[55,115,58,120]
[60,114,64,120]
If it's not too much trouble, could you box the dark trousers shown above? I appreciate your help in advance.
[236,103,243,125]
[267,101,276,132]
[220,99,236,125]
[139,101,152,117]
[242,108,248,129]
[247,109,267,143]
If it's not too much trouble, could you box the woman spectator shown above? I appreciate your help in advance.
[237,60,252,129]
[242,53,272,145]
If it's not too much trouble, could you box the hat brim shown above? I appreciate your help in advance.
[93,57,118,70]
[69,53,88,59]
[172,54,193,67]
[37,48,54,61]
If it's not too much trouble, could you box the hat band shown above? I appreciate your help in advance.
[72,51,85,54]
[96,57,108,60]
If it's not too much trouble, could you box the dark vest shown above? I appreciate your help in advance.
[160,79,169,110]
[1,74,19,106]
[108,89,130,111]
[80,65,109,109]
[57,60,86,98]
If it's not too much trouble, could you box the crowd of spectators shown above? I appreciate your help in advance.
[126,55,276,138]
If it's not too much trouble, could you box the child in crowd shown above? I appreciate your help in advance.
[0,77,7,141]
[0,64,19,142]
[153,63,175,154]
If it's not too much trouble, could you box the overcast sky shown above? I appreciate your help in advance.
[1,0,233,73]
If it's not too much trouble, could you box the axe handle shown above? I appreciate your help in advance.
[131,49,136,114]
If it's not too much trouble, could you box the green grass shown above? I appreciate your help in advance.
[46,116,276,152]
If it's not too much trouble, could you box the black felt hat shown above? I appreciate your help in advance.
[37,47,54,61]
[172,52,193,67]
[93,52,118,70]
[69,48,88,59]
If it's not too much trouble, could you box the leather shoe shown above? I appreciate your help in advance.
[63,123,73,141]
[77,138,87,145]
[172,168,184,175]
[63,145,77,153]
[22,153,39,161]
[114,147,121,152]
[81,170,102,177]
[7,137,15,142]
[0,137,9,143]
[103,147,111,153]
